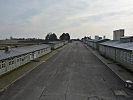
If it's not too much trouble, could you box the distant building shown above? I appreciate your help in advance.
[0,44,51,76]
[113,29,124,40]
[95,35,102,40]
[120,36,133,43]
[95,35,99,40]
[10,36,13,40]
[0,41,66,76]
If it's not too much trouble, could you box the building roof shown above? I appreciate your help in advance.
[45,41,63,46]
[0,44,50,61]
[87,39,110,43]
[120,36,133,39]
[100,40,133,51]
[113,29,124,32]
[49,41,63,44]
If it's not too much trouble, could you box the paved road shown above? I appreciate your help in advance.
[0,41,133,100]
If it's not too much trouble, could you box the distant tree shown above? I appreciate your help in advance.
[59,33,70,40]
[84,36,91,40]
[45,32,51,41]
[66,33,70,40]
[51,33,58,41]
[45,32,58,41]
[59,33,66,40]
[81,36,91,41]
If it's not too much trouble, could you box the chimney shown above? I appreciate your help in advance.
[5,46,11,52]
[103,36,106,39]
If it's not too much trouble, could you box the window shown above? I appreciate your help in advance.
[112,49,115,58]
[12,59,14,64]
[116,49,118,58]
[12,61,14,64]
[23,55,26,60]
[22,57,24,61]
[120,51,123,61]
[124,52,127,62]
[17,56,19,62]
[122,51,124,61]
[9,60,11,65]
[127,53,130,63]
[2,61,5,68]
[0,63,1,69]
[41,50,43,53]
[131,54,133,64]
[17,58,19,62]
[2,64,4,68]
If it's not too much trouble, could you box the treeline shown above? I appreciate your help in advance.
[45,32,70,41]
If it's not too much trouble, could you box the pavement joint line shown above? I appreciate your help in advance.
[84,44,133,83]
[84,44,122,79]
[39,86,46,100]
[0,44,69,93]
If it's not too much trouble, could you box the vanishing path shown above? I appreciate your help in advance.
[0,41,133,100]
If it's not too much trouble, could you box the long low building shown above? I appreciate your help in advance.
[0,44,51,76]
[46,41,66,50]
[99,40,133,71]
[85,39,110,50]
[83,36,133,72]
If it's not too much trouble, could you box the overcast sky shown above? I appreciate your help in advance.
[0,0,133,39]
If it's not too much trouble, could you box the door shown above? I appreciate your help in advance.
[30,53,33,60]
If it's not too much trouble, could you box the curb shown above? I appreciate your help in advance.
[0,51,56,93]
[0,44,68,92]
[84,44,133,83]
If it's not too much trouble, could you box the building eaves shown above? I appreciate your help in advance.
[0,44,50,61]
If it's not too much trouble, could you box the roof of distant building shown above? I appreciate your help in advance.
[48,41,63,44]
[120,36,133,39]
[87,39,110,43]
[0,44,50,61]
[100,40,133,51]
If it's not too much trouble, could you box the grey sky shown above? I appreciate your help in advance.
[0,0,133,39]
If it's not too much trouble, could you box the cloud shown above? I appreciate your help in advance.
[0,0,133,39]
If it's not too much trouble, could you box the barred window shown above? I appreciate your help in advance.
[127,53,130,63]
[116,49,119,58]
[17,58,19,62]
[120,51,123,61]
[131,54,133,64]
[0,63,1,69]
[9,60,12,65]
[22,57,24,61]
[41,50,43,53]
[124,52,127,62]
[12,59,14,64]
[2,61,5,68]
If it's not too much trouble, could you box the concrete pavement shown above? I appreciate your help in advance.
[0,44,67,92]
[85,44,133,82]
[0,41,133,100]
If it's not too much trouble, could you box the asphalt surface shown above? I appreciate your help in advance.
[0,41,133,100]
